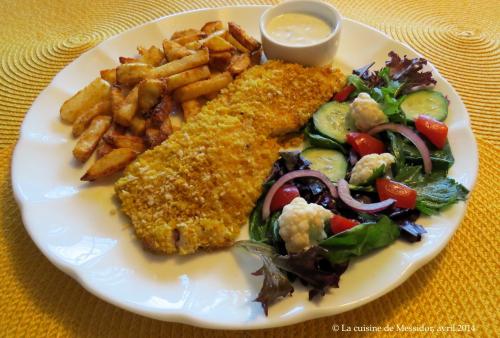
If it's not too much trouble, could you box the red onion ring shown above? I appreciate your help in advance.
[262,170,338,220]
[367,123,432,174]
[337,179,395,213]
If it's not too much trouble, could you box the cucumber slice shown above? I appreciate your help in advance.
[301,148,347,182]
[401,90,448,121]
[312,101,350,143]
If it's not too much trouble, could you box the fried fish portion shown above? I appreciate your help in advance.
[115,60,345,254]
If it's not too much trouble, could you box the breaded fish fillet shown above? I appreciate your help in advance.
[115,61,345,254]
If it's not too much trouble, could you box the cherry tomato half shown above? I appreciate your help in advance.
[346,132,385,156]
[330,214,360,234]
[376,178,417,209]
[415,115,448,149]
[270,184,300,212]
[334,85,356,102]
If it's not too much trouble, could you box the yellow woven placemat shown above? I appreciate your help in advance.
[0,0,498,336]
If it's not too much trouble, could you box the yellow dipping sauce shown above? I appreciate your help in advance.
[266,13,331,46]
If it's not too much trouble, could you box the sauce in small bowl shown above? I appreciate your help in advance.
[260,0,342,66]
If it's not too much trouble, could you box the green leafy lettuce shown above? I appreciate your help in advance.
[395,166,469,215]
[320,216,400,264]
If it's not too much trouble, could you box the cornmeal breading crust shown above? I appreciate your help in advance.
[115,61,345,254]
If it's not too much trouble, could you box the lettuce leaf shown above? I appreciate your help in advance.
[320,216,400,264]
[395,166,469,215]
[235,241,348,315]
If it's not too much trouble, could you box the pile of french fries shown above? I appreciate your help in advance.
[60,21,262,181]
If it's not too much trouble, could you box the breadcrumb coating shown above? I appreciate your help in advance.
[115,60,345,254]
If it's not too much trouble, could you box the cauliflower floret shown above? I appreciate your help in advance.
[349,153,395,185]
[350,92,388,131]
[278,197,332,253]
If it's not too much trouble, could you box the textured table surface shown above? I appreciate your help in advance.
[0,1,498,337]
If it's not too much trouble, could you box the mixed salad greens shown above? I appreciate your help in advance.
[236,52,468,315]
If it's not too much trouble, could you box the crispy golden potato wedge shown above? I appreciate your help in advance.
[184,40,203,51]
[104,134,145,153]
[81,148,137,181]
[119,56,137,64]
[149,96,173,127]
[208,51,232,71]
[166,65,210,91]
[73,115,112,162]
[228,53,251,75]
[228,22,261,51]
[138,79,165,114]
[181,98,204,120]
[60,78,111,123]
[72,100,112,137]
[100,68,117,84]
[130,116,146,135]
[144,128,167,147]
[114,85,139,126]
[137,45,165,66]
[171,28,201,40]
[160,116,174,136]
[173,32,207,46]
[163,39,194,61]
[203,35,235,53]
[204,91,220,100]
[116,63,152,86]
[223,32,250,53]
[96,140,114,159]
[149,49,209,79]
[201,21,224,34]
[173,72,232,102]
[169,115,183,132]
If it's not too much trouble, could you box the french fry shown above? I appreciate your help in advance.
[119,56,137,64]
[169,115,183,132]
[173,32,207,46]
[171,28,201,40]
[73,115,112,162]
[130,116,146,135]
[166,65,211,91]
[201,21,224,34]
[203,35,235,53]
[81,148,137,181]
[181,99,204,120]
[100,68,117,84]
[104,134,145,153]
[72,100,111,137]
[137,45,165,66]
[138,79,165,114]
[116,63,152,86]
[228,22,261,51]
[208,52,232,71]
[228,53,251,75]
[114,85,139,126]
[103,122,126,140]
[184,40,203,51]
[60,78,111,123]
[149,95,173,125]
[174,72,232,102]
[96,140,114,159]
[160,116,174,136]
[163,39,194,61]
[204,91,220,100]
[149,49,209,79]
[223,32,250,53]
[145,128,167,147]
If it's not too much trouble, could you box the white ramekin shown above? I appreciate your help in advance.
[260,0,342,66]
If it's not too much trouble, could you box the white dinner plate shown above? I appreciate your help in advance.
[11,6,478,329]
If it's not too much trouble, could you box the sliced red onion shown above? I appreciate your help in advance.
[367,123,432,174]
[348,149,359,166]
[262,170,338,220]
[337,179,395,213]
